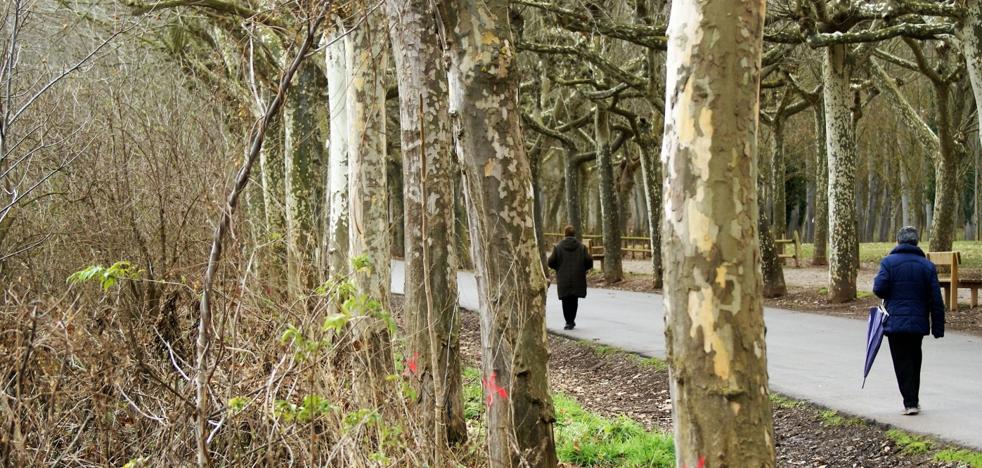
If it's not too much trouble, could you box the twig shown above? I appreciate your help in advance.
[194,4,331,466]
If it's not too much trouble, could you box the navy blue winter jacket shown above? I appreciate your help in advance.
[872,243,945,337]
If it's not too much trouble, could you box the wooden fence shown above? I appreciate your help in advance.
[543,233,652,259]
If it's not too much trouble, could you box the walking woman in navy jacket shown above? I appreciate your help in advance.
[873,226,945,415]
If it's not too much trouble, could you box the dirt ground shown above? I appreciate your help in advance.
[453,311,968,467]
[587,260,982,336]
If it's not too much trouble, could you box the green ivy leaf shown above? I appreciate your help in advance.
[321,313,350,333]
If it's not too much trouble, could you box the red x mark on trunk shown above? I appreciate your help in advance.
[481,372,508,407]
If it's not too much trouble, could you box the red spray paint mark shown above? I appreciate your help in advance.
[402,352,419,377]
[481,372,508,407]
[682,456,706,468]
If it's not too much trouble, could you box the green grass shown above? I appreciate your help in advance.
[886,429,933,455]
[590,343,618,356]
[935,448,982,467]
[639,356,669,372]
[579,339,669,372]
[553,393,674,467]
[462,367,485,421]
[800,241,982,267]
[817,409,864,427]
[819,410,845,426]
[462,367,674,467]
[769,393,804,410]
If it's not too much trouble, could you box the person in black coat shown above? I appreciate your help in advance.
[873,226,945,415]
[547,225,593,330]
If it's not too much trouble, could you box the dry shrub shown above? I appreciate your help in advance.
[1,17,482,466]
[2,264,487,465]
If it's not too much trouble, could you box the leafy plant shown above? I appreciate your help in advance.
[352,254,372,273]
[67,261,141,291]
[227,396,250,416]
[274,395,335,423]
[280,325,324,361]
[343,407,381,431]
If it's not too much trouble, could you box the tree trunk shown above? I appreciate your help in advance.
[637,126,663,289]
[346,12,393,407]
[929,84,957,252]
[326,28,350,277]
[813,105,829,266]
[805,149,815,242]
[661,2,775,466]
[865,170,879,242]
[824,44,858,303]
[439,2,558,466]
[563,150,582,237]
[771,121,786,238]
[977,147,981,240]
[530,146,548,265]
[257,114,289,291]
[759,210,787,298]
[385,0,467,450]
[388,156,406,257]
[959,0,982,242]
[595,107,623,282]
[284,60,324,298]
[900,159,913,227]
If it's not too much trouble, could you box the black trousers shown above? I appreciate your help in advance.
[887,333,924,408]
[561,297,578,325]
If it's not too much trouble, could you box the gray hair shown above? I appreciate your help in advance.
[897,226,919,245]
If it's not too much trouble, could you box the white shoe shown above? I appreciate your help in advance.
[902,407,920,415]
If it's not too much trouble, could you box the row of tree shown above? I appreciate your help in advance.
[4,0,982,466]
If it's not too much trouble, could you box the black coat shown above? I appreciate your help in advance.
[873,243,945,337]
[547,237,593,299]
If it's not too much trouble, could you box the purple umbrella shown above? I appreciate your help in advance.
[863,304,889,388]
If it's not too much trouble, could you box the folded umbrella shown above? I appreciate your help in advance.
[863,303,889,388]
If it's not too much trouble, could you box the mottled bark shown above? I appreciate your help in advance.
[346,12,393,407]
[284,60,325,297]
[804,146,815,242]
[661,1,775,466]
[326,28,350,278]
[439,1,558,465]
[385,0,466,450]
[812,105,828,266]
[530,145,548,265]
[824,44,858,303]
[595,107,623,282]
[959,0,982,241]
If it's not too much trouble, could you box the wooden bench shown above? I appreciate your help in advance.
[774,231,802,268]
[927,251,981,311]
[545,233,652,260]
[584,239,605,271]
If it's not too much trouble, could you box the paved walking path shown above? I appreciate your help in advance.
[391,261,982,450]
